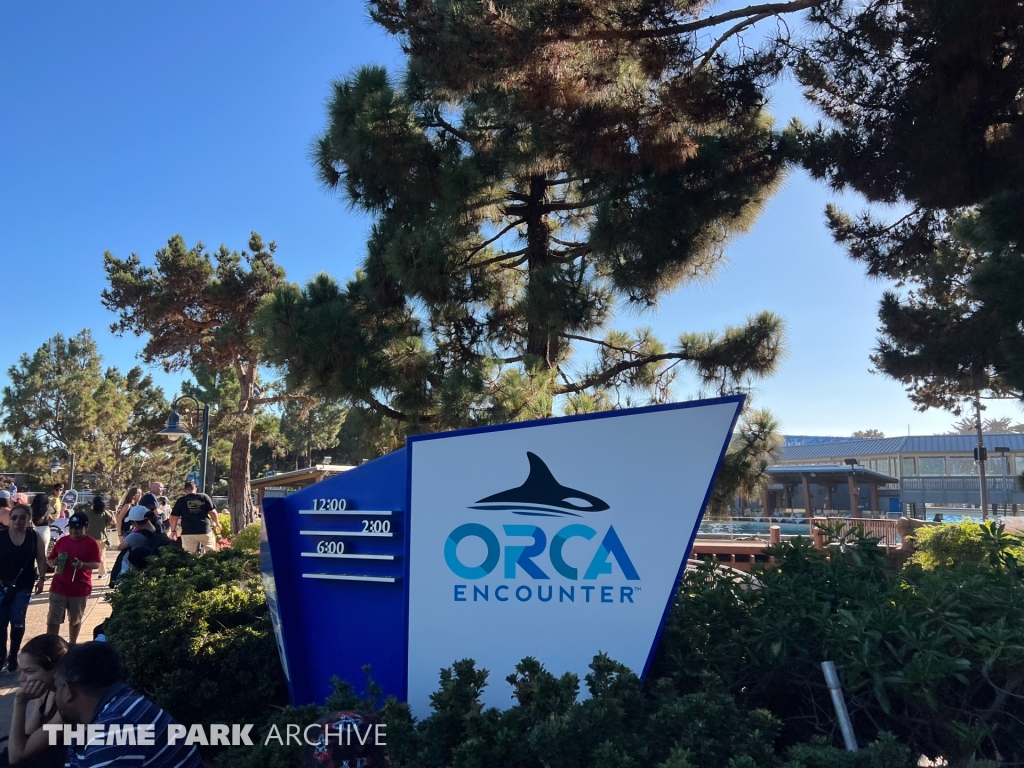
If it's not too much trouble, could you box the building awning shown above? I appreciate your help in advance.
[250,464,355,492]
[767,464,897,486]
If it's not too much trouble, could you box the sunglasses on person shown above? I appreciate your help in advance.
[9,514,29,522]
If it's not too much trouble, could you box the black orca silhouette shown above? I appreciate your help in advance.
[470,452,609,516]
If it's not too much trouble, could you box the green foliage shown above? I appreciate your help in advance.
[823,208,1023,410]
[278,397,348,466]
[2,330,102,472]
[1,329,189,491]
[231,521,260,553]
[261,1,796,433]
[651,532,1024,763]
[102,232,294,530]
[708,408,783,517]
[785,733,913,768]
[104,548,287,726]
[217,512,232,541]
[911,521,1024,570]
[796,0,1024,208]
[795,0,1024,409]
[217,653,913,768]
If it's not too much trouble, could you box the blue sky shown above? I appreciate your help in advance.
[2,2,1019,438]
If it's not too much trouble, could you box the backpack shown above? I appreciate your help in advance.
[113,527,172,577]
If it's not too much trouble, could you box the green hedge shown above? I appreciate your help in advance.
[104,548,288,727]
[911,520,1024,569]
[106,523,1024,767]
[216,659,913,768]
[231,521,260,552]
[652,528,1024,763]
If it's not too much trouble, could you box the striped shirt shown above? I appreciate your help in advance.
[65,683,201,768]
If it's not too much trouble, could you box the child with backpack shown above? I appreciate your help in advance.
[112,506,170,577]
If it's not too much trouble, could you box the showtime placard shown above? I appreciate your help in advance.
[260,396,743,716]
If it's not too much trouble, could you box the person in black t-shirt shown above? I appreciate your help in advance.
[168,481,221,554]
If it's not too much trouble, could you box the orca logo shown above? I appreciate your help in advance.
[470,453,610,517]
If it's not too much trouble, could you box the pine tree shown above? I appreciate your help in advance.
[794,0,1024,410]
[262,2,799,433]
[103,233,298,532]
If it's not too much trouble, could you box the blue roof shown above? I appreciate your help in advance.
[779,434,1024,461]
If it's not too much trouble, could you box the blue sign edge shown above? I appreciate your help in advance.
[639,396,745,678]
[402,394,746,700]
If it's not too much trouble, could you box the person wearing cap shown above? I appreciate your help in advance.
[168,480,221,554]
[113,506,158,576]
[46,512,101,644]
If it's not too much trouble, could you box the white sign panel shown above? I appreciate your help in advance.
[405,398,742,715]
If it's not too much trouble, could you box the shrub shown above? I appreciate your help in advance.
[650,532,1024,763]
[217,512,232,542]
[231,521,260,552]
[216,657,915,768]
[911,521,1024,569]
[104,547,288,727]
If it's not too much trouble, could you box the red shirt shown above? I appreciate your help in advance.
[49,534,100,598]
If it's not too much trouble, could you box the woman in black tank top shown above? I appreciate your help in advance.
[0,505,47,672]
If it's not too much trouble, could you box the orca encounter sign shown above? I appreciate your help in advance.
[261,396,743,715]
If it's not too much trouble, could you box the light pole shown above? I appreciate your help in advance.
[49,448,76,492]
[974,395,990,520]
[844,458,860,517]
[158,396,210,496]
[995,446,1011,516]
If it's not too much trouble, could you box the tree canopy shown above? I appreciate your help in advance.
[0,330,186,491]
[103,233,293,531]
[795,0,1024,412]
[261,1,803,439]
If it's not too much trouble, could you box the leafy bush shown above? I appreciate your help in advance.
[231,521,260,552]
[217,512,232,542]
[104,547,288,727]
[217,656,914,768]
[651,531,1024,763]
[911,521,1024,569]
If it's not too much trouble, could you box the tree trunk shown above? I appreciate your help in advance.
[228,424,256,534]
[227,365,258,534]
[523,174,559,369]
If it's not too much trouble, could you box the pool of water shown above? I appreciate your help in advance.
[698,512,999,539]
[697,521,814,538]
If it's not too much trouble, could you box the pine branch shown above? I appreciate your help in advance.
[541,0,826,44]
[251,393,310,407]
[556,352,687,395]
[698,13,772,68]
[360,391,434,424]
[561,333,638,355]
[464,221,525,260]
[473,247,530,269]
[429,115,475,145]
[504,197,607,215]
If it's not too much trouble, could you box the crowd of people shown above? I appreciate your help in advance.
[0,479,223,670]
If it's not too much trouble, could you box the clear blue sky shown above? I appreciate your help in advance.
[2,2,1019,438]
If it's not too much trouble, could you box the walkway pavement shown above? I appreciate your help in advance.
[0,545,117,741]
